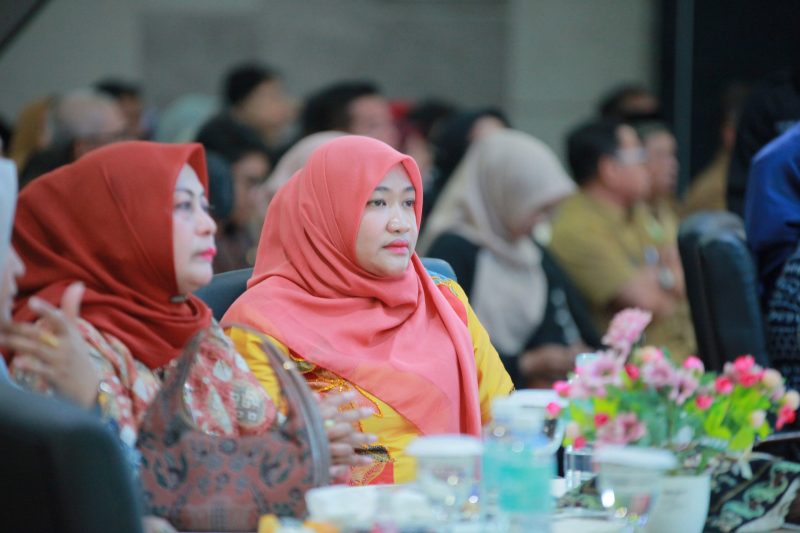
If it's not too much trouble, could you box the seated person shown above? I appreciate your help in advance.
[222,136,513,485]
[196,115,272,272]
[745,122,800,306]
[549,119,695,360]
[420,130,600,389]
[6,142,370,496]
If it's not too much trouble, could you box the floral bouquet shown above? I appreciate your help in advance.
[550,308,800,473]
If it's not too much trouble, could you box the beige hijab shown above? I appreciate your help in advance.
[262,131,345,205]
[418,130,576,355]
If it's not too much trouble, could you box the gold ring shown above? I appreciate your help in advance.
[40,332,59,348]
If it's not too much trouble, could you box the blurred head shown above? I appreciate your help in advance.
[8,97,54,170]
[567,119,650,206]
[95,78,145,139]
[196,116,271,226]
[301,81,399,147]
[224,63,295,141]
[355,164,418,277]
[173,164,217,294]
[598,83,659,119]
[635,122,678,200]
[54,89,127,159]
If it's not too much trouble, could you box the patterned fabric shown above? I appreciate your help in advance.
[229,274,514,485]
[767,249,800,391]
[11,318,275,449]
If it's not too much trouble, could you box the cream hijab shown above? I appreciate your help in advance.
[419,130,576,355]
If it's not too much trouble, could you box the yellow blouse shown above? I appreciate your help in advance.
[226,276,513,485]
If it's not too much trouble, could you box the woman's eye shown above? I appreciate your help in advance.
[174,201,193,212]
[404,199,416,208]
[367,199,386,207]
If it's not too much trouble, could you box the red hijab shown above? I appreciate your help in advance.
[222,136,482,436]
[12,141,212,369]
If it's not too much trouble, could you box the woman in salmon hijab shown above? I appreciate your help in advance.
[222,135,513,485]
[7,142,370,479]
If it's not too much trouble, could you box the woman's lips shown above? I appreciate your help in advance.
[384,240,409,255]
[197,248,217,261]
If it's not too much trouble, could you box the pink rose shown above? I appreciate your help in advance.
[715,376,734,395]
[683,356,704,373]
[695,394,713,410]
[594,413,610,427]
[738,369,764,388]
[596,412,647,445]
[777,404,797,430]
[669,371,699,405]
[574,436,588,449]
[641,358,676,389]
[602,308,653,357]
[624,364,640,381]
[733,355,755,374]
[554,380,570,398]
[546,401,562,418]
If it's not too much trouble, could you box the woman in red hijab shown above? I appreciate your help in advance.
[7,141,370,475]
[222,135,513,485]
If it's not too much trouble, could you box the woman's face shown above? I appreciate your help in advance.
[355,165,418,278]
[172,164,217,295]
[0,247,24,323]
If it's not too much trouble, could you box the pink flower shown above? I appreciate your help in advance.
[641,358,676,389]
[553,380,570,398]
[762,369,783,390]
[669,371,699,405]
[575,352,625,396]
[695,394,713,410]
[733,355,755,374]
[715,376,734,395]
[624,364,640,381]
[738,370,764,388]
[565,421,581,441]
[594,413,610,427]
[637,346,664,364]
[783,390,800,410]
[602,308,653,357]
[749,409,767,429]
[596,412,647,445]
[683,356,704,373]
[777,404,797,430]
[574,436,588,449]
[546,401,562,418]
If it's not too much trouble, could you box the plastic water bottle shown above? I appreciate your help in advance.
[482,397,554,532]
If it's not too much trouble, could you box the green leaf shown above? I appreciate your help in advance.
[730,427,755,451]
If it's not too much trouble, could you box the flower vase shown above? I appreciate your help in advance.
[645,473,710,533]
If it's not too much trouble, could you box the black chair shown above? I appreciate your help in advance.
[678,211,768,371]
[0,379,143,532]
[196,258,458,321]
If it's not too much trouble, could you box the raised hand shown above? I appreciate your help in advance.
[0,282,100,408]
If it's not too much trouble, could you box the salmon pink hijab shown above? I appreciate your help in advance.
[222,136,482,436]
[12,141,212,369]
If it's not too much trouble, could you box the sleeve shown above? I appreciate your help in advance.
[548,215,636,309]
[440,279,514,424]
[426,232,480,296]
[225,326,287,408]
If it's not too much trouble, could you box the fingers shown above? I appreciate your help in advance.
[28,297,71,336]
[0,331,59,366]
[59,282,85,322]
[329,443,374,466]
[318,390,359,411]
[13,354,57,384]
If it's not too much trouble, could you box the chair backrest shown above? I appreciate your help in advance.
[678,211,768,371]
[196,258,458,321]
[0,380,143,533]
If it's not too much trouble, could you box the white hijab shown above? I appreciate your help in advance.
[0,159,17,282]
[419,130,576,355]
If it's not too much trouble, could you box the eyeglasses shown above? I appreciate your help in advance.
[614,147,648,166]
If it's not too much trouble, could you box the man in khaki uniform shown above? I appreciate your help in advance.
[549,119,695,359]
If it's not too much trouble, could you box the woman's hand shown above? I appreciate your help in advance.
[0,282,100,408]
[316,390,377,480]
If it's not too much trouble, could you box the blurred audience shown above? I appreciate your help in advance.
[95,78,147,140]
[682,82,749,215]
[223,62,296,156]
[745,122,800,306]
[300,80,399,148]
[421,130,601,388]
[8,97,54,172]
[152,93,217,144]
[393,98,457,186]
[196,115,272,272]
[549,119,695,359]
[598,83,660,119]
[727,67,800,217]
[423,108,510,225]
[20,89,126,186]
